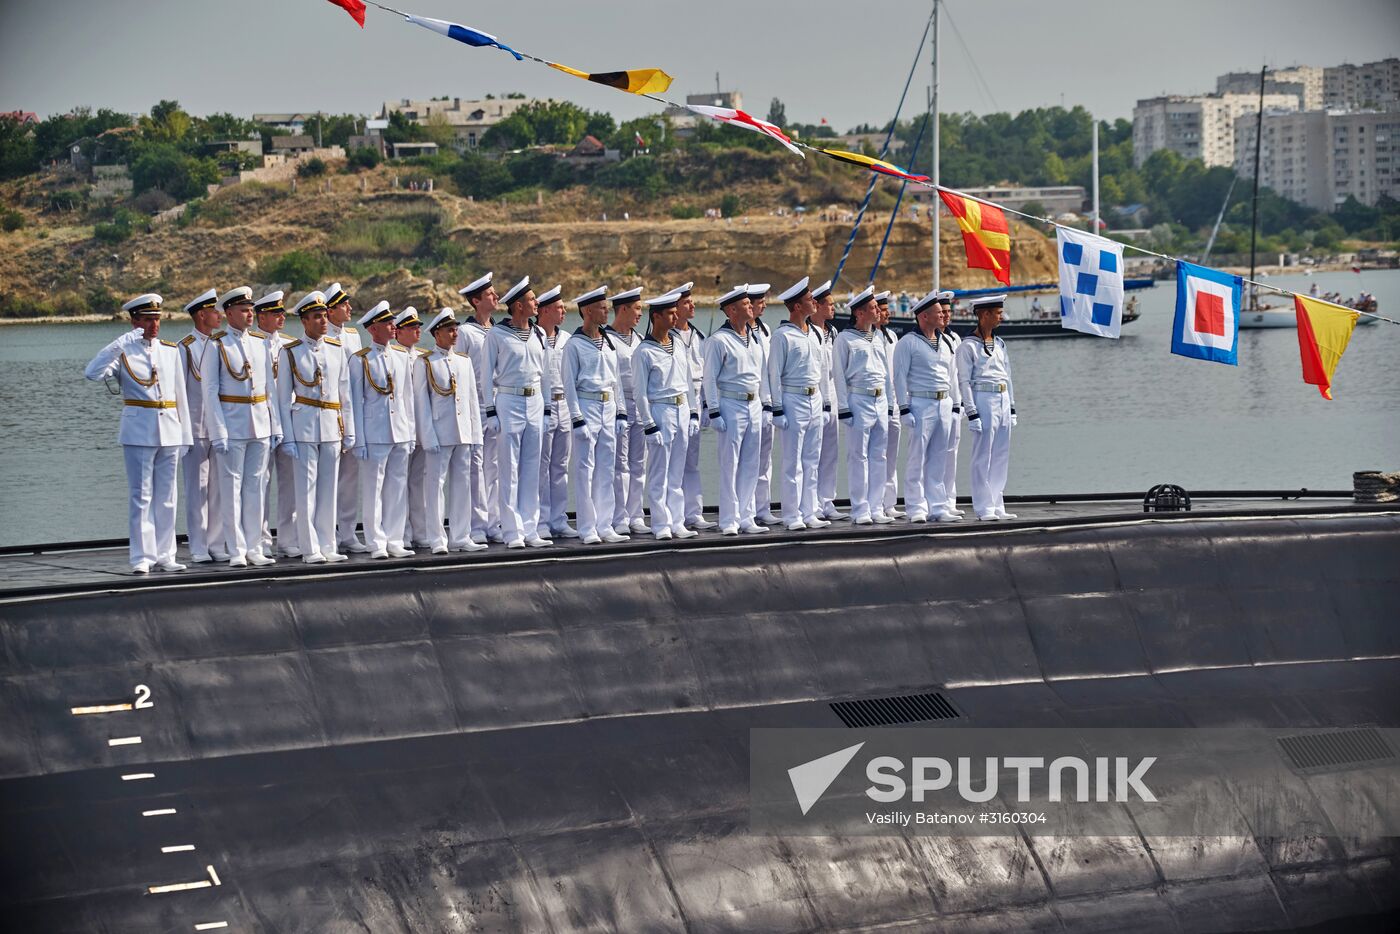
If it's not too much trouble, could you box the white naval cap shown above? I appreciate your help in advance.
[718,284,750,308]
[253,290,285,313]
[936,290,955,303]
[777,276,810,304]
[911,291,941,316]
[459,271,493,297]
[848,286,876,310]
[811,279,834,301]
[124,292,163,316]
[359,300,395,327]
[322,282,349,307]
[668,281,694,297]
[968,293,1008,311]
[611,286,643,305]
[184,288,218,314]
[291,291,328,316]
[536,284,563,306]
[216,287,253,312]
[646,291,681,311]
[428,308,458,332]
[746,283,771,299]
[500,275,531,306]
[572,286,608,308]
[393,306,423,327]
[874,290,891,304]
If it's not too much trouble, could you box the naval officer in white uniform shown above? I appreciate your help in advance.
[85,294,194,573]
[561,287,630,545]
[668,281,714,530]
[414,309,487,554]
[892,291,962,523]
[204,287,282,566]
[746,283,781,525]
[389,306,431,548]
[454,272,500,544]
[275,291,355,564]
[252,290,300,557]
[349,301,417,558]
[483,276,554,549]
[808,280,846,521]
[534,285,576,540]
[631,291,700,540]
[702,284,770,536]
[177,288,225,562]
[956,295,1018,521]
[322,282,369,552]
[767,277,831,531]
[605,286,647,535]
[834,287,893,525]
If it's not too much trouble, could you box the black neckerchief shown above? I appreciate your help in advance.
[719,319,751,346]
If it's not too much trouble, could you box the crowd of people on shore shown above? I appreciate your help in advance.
[85,276,1019,573]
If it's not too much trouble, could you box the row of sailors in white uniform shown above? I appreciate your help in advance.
[86,275,1018,573]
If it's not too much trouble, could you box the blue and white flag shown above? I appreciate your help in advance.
[1057,227,1124,338]
[1172,261,1241,366]
[406,15,524,60]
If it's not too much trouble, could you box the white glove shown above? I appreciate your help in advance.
[423,440,441,454]
[407,441,416,455]
[212,438,229,454]
[282,441,299,461]
[763,411,773,428]
[772,413,789,430]
[353,445,368,460]
[900,412,915,428]
[689,414,701,436]
[270,434,282,448]
[572,420,595,443]
[486,415,499,432]
[967,415,984,434]
[711,414,727,434]
[1010,414,1018,428]
[343,436,357,452]
[824,410,834,427]
[699,408,711,428]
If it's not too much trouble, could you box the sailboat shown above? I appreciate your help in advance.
[1238,66,1299,329]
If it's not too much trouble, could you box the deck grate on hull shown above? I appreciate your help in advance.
[1277,727,1395,773]
[830,692,961,728]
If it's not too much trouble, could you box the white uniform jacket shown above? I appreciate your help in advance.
[892,330,962,409]
[631,338,696,430]
[414,346,483,447]
[560,330,625,423]
[350,342,417,445]
[766,321,825,408]
[276,336,355,446]
[203,327,281,443]
[85,331,193,447]
[955,335,1016,417]
[833,328,890,412]
[482,322,554,414]
[701,322,771,415]
[177,330,216,439]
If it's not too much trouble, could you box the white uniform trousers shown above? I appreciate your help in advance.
[470,421,500,540]
[335,451,361,548]
[682,412,705,524]
[613,399,646,528]
[944,418,962,514]
[778,392,824,525]
[426,443,475,549]
[265,445,297,554]
[497,392,545,544]
[883,415,901,512]
[360,442,411,553]
[843,395,889,522]
[643,403,689,535]
[903,397,954,520]
[818,409,839,514]
[217,438,270,561]
[182,438,223,559]
[404,447,431,546]
[124,444,180,567]
[292,442,339,559]
[571,398,618,540]
[538,412,572,536]
[753,420,775,518]
[968,390,1012,517]
[715,397,761,531]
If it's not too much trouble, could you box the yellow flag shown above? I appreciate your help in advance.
[1294,294,1359,399]
[548,62,673,96]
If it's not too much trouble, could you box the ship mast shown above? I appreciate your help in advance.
[1248,64,1265,312]
[930,0,940,291]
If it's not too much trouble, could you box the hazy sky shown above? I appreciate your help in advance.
[3,1,1397,129]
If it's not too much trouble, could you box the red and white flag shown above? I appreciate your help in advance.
[686,104,804,157]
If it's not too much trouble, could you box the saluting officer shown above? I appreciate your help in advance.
[484,276,554,549]
[632,291,700,541]
[349,301,417,558]
[276,291,355,563]
[892,291,962,523]
[391,307,432,548]
[534,285,577,540]
[702,284,770,536]
[605,286,647,535]
[934,291,967,518]
[668,281,713,530]
[454,272,499,544]
[874,291,903,519]
[808,280,846,521]
[253,290,301,557]
[322,282,369,553]
[746,283,781,525]
[561,287,630,545]
[834,287,893,525]
[178,288,225,562]
[205,287,282,566]
[956,295,1018,521]
[84,294,193,574]
[414,309,487,554]
[767,277,831,531]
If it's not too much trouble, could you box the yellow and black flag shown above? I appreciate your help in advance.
[547,62,673,96]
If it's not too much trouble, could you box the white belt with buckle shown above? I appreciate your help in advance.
[496,385,539,397]
[912,390,949,400]
[972,381,1007,393]
[782,384,818,395]
[720,389,757,401]
[579,390,612,402]
[850,386,884,397]
[650,395,685,405]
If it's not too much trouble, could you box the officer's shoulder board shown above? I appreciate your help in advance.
[160,339,177,348]
[418,348,432,357]
[353,347,371,358]
[212,330,227,340]
[284,338,302,349]
[343,326,358,334]
[179,334,196,347]
[248,329,268,339]
[453,350,470,358]
[325,337,341,347]
[390,344,408,352]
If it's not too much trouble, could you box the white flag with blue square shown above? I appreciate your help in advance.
[1057,227,1124,338]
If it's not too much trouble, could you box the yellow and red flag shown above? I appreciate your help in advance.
[939,191,1011,285]
[818,148,928,182]
[548,62,673,96]
[1294,294,1359,399]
